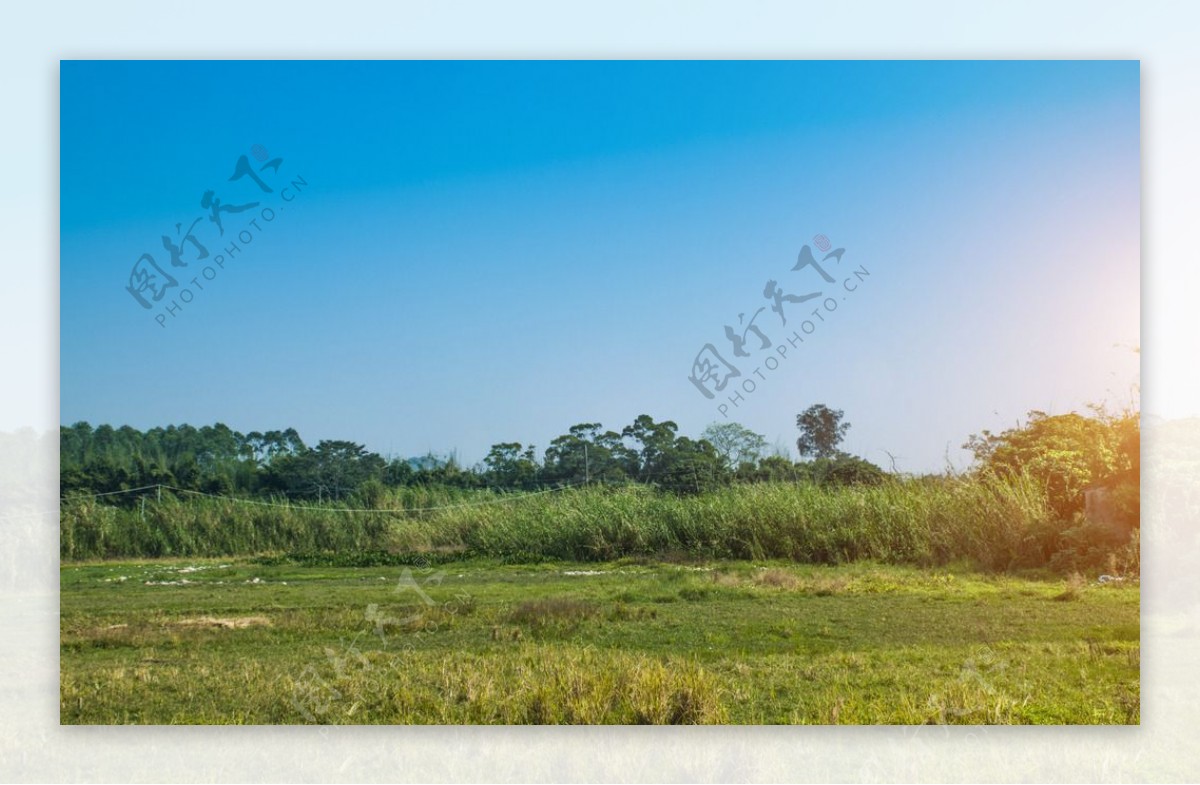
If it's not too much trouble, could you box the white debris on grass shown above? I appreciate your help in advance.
[143,564,236,575]
[562,565,714,577]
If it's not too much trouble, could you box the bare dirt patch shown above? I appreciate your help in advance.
[173,616,271,630]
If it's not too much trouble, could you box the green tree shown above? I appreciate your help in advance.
[382,457,415,486]
[542,423,632,484]
[702,422,768,471]
[622,415,680,481]
[483,442,540,489]
[657,436,724,494]
[266,440,386,501]
[619,415,725,493]
[796,404,850,460]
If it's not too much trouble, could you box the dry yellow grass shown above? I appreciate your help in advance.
[752,568,799,589]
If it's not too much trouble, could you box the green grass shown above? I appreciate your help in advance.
[60,558,1139,724]
[59,477,1137,573]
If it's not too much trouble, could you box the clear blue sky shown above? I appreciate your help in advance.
[60,60,1140,473]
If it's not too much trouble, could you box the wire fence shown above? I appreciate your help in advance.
[59,479,595,515]
[57,460,762,520]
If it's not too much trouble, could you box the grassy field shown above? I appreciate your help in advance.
[60,557,1139,724]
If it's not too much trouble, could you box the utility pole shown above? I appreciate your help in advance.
[140,496,146,522]
[584,443,590,485]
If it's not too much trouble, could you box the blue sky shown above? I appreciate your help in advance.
[60,60,1140,473]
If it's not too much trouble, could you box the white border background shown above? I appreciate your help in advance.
[2,1,1197,781]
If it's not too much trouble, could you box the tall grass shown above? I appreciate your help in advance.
[61,474,1123,570]
[60,494,396,560]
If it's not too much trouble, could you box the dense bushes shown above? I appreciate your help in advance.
[964,408,1139,523]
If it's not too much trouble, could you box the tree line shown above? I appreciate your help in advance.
[59,406,885,502]
[60,402,1139,526]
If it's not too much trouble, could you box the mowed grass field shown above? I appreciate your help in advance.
[60,558,1139,724]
